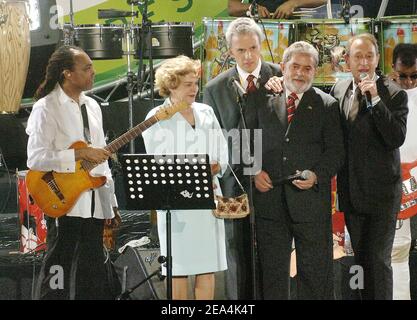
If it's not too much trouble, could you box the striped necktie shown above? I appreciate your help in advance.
[246,74,257,94]
[286,92,298,123]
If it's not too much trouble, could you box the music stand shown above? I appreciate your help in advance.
[120,153,216,299]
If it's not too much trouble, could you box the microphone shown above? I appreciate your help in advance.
[359,73,373,109]
[276,170,312,185]
[247,0,259,21]
[231,78,247,100]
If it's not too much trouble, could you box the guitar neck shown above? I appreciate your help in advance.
[81,115,158,172]
[105,115,158,154]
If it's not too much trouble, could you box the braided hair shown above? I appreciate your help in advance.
[34,45,82,100]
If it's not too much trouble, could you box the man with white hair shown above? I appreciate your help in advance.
[203,17,281,299]
[250,41,344,299]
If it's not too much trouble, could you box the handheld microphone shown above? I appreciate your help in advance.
[231,78,247,99]
[359,73,373,109]
[276,170,312,185]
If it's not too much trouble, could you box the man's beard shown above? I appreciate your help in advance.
[285,77,313,94]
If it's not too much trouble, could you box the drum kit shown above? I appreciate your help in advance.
[62,0,194,153]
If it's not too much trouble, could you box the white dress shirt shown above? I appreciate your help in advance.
[26,85,117,219]
[400,86,417,162]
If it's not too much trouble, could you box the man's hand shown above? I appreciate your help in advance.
[272,1,297,19]
[105,207,122,228]
[75,147,111,165]
[358,74,378,98]
[210,161,220,176]
[292,170,317,190]
[254,170,273,192]
[387,71,399,83]
[265,76,284,94]
[256,4,271,18]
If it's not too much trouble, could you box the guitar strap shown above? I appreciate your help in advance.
[80,104,95,216]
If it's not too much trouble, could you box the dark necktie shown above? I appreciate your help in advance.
[286,92,298,124]
[80,104,91,144]
[246,74,257,94]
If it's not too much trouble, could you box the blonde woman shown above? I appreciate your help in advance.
[142,55,228,300]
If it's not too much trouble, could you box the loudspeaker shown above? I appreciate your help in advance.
[0,114,28,172]
[112,246,165,300]
[0,255,42,300]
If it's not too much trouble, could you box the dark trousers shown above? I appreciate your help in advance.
[223,217,253,300]
[35,216,107,300]
[255,192,334,300]
[344,210,397,300]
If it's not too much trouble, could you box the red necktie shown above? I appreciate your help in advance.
[287,92,298,124]
[246,74,257,94]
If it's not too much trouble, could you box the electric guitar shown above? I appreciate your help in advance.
[398,160,417,220]
[26,102,188,218]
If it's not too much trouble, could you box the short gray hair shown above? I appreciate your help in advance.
[225,17,263,49]
[282,41,319,67]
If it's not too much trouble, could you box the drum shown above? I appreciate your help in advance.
[0,1,30,113]
[297,19,373,86]
[202,18,295,85]
[73,24,124,60]
[133,23,194,60]
[377,17,417,75]
[17,170,47,253]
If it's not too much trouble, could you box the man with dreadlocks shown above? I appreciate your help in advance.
[27,46,120,300]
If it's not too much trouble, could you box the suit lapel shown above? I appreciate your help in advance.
[338,79,352,115]
[227,67,240,92]
[258,62,273,88]
[271,90,287,129]
[296,88,315,113]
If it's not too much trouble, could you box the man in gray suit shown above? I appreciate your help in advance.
[203,17,281,299]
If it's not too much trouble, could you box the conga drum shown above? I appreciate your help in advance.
[0,1,30,113]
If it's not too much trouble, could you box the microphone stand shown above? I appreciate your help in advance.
[233,87,258,300]
[136,0,155,108]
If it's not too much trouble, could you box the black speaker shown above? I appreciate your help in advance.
[0,255,42,300]
[112,246,165,300]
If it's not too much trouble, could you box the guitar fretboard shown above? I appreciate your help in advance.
[81,115,159,171]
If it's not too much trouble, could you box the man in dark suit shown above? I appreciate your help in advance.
[203,17,281,300]
[252,41,344,299]
[330,33,408,300]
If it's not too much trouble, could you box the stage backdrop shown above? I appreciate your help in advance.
[55,0,231,87]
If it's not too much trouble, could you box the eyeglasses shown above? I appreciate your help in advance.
[398,73,417,81]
